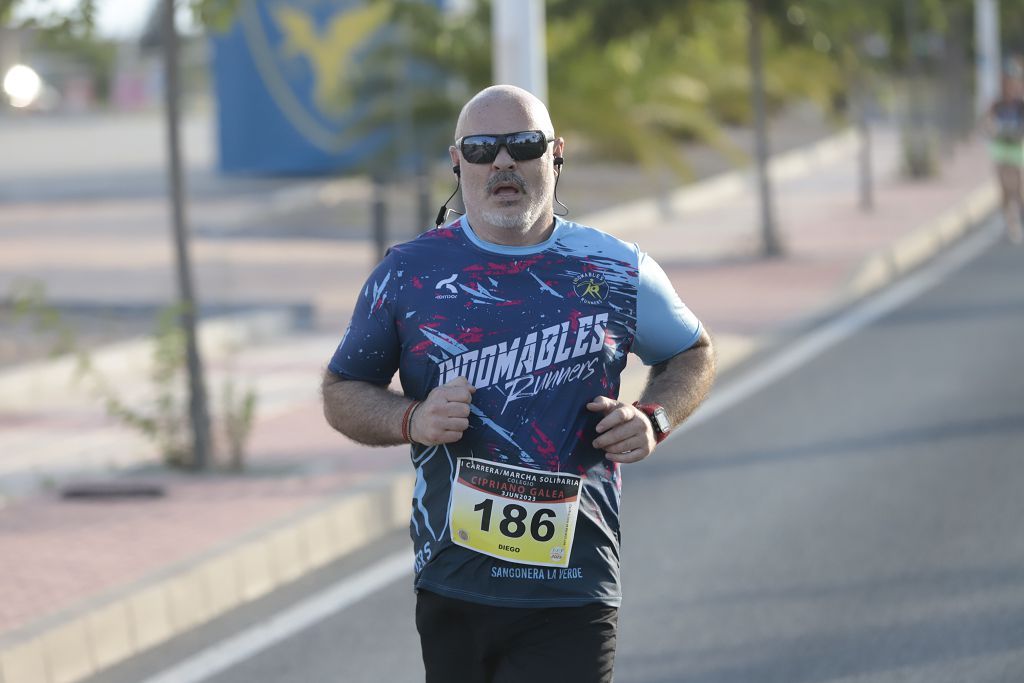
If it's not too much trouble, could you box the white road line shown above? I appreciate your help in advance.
[674,221,1001,436]
[139,551,411,683]
[138,221,998,683]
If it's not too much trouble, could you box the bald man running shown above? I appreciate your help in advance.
[322,85,716,682]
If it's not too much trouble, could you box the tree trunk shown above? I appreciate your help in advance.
[161,0,212,470]
[902,0,934,178]
[748,0,782,257]
[852,64,874,211]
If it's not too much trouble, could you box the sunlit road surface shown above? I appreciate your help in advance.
[88,227,1024,683]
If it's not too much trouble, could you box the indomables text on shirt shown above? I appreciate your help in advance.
[435,313,609,407]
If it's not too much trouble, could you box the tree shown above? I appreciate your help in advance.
[0,0,97,30]
[770,1,899,207]
[388,0,847,180]
[356,0,478,229]
[368,0,863,260]
[545,6,743,178]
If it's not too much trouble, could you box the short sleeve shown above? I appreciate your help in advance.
[631,252,703,365]
[327,254,402,384]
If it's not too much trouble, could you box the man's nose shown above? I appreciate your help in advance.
[492,145,516,169]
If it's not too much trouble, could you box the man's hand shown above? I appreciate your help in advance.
[586,396,656,463]
[410,377,476,446]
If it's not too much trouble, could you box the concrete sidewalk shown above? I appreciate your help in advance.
[0,129,1001,683]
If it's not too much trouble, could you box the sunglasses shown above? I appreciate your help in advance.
[456,130,554,164]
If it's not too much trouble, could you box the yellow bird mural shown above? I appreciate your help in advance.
[273,3,390,116]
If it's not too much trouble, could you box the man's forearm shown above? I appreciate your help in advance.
[321,372,412,446]
[639,329,716,428]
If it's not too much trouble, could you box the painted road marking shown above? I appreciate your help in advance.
[676,221,1000,435]
[138,551,410,683]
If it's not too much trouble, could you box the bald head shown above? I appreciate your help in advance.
[448,85,564,246]
[454,85,554,140]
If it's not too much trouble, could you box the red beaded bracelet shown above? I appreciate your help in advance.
[401,400,422,444]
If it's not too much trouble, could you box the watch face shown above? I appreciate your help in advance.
[651,407,670,434]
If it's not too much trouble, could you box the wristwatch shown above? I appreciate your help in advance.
[632,402,671,443]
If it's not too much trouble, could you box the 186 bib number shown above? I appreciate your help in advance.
[450,458,581,567]
[473,499,556,542]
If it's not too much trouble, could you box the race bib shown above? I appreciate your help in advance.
[449,458,582,567]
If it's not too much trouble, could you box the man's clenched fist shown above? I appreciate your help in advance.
[586,396,656,463]
[410,376,476,445]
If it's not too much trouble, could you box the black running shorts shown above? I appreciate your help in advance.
[416,589,618,683]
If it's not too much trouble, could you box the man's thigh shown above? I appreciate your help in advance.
[416,591,618,683]
[416,590,493,683]
[493,603,619,683]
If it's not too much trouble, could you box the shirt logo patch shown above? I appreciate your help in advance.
[573,272,608,305]
[435,273,459,299]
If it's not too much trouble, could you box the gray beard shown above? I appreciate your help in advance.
[481,209,529,230]
[480,196,545,231]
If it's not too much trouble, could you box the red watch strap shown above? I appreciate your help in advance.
[633,401,670,443]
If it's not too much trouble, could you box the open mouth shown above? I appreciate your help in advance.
[491,183,522,197]
[487,173,527,198]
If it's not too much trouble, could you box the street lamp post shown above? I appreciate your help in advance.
[492,0,548,103]
[974,0,1001,118]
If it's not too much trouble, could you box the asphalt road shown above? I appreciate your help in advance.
[88,231,1024,683]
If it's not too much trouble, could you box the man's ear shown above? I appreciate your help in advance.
[553,137,565,173]
[449,145,460,168]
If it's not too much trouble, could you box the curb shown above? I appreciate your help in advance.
[713,178,1000,402]
[232,177,372,229]
[0,475,415,683]
[841,182,998,304]
[577,129,859,235]
[0,308,303,412]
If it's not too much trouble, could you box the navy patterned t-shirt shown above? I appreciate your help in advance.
[328,216,702,607]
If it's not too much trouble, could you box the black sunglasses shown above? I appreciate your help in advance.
[456,130,554,164]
